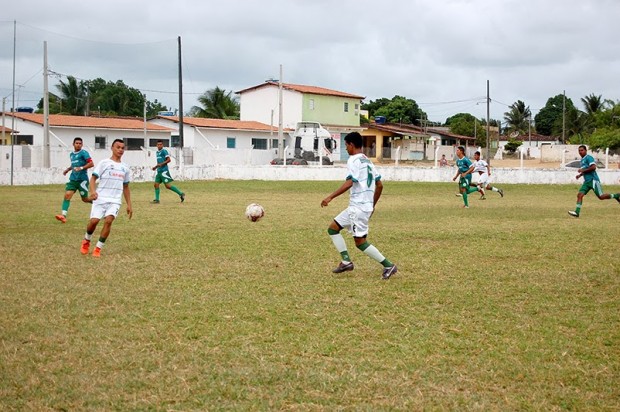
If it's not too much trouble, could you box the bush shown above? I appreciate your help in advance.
[504,138,523,154]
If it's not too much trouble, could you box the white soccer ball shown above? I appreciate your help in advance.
[245,203,265,222]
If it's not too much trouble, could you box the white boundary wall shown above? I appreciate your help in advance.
[2,164,619,186]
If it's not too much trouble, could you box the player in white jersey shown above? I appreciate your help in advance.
[80,139,133,257]
[472,151,504,199]
[321,132,397,280]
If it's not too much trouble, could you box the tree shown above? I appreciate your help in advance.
[504,137,522,154]
[503,100,531,135]
[534,94,577,140]
[581,93,604,116]
[361,96,426,125]
[56,76,87,115]
[190,87,240,119]
[588,127,620,153]
[445,113,487,147]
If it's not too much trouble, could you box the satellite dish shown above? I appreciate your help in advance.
[509,131,520,138]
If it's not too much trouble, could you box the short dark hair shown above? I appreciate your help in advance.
[112,139,124,147]
[73,137,82,144]
[578,145,587,151]
[474,151,480,155]
[457,146,465,154]
[344,132,363,149]
[156,139,163,144]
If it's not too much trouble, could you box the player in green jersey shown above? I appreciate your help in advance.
[55,137,94,223]
[568,145,620,218]
[151,140,185,203]
[452,146,480,208]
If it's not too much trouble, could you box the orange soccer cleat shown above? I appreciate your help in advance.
[55,214,67,223]
[80,239,90,255]
[92,247,101,258]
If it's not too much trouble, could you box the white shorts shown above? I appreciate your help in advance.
[477,172,491,187]
[334,206,371,238]
[90,202,121,220]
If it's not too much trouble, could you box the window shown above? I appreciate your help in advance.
[227,137,236,149]
[171,135,181,147]
[124,138,143,150]
[309,99,315,110]
[272,139,278,149]
[15,135,33,145]
[149,138,169,147]
[354,103,359,116]
[95,136,106,149]
[251,138,267,150]
[344,102,349,112]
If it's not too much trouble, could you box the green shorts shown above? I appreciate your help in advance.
[155,170,174,184]
[459,175,472,188]
[579,180,603,197]
[65,179,89,198]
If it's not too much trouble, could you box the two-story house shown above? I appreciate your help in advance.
[237,81,365,159]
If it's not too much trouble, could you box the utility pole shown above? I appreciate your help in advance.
[10,20,16,185]
[43,41,50,168]
[486,80,490,164]
[278,64,283,156]
[177,36,184,149]
[562,90,566,143]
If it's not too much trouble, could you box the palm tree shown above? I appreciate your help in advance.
[56,76,86,115]
[190,87,240,119]
[581,93,604,116]
[503,100,531,135]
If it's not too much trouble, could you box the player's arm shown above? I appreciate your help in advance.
[577,163,596,178]
[373,179,383,207]
[452,166,460,181]
[63,165,72,176]
[123,183,133,219]
[487,164,491,176]
[152,155,171,171]
[462,165,475,177]
[87,174,99,201]
[321,179,353,207]
[74,159,94,173]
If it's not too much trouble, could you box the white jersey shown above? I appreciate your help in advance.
[92,158,131,205]
[472,159,488,174]
[346,153,380,212]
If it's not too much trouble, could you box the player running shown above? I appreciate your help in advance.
[321,132,398,280]
[452,146,480,208]
[472,151,504,199]
[568,145,620,218]
[151,140,185,203]
[55,137,94,223]
[80,139,133,257]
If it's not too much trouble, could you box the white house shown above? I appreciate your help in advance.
[0,112,173,169]
[149,116,286,165]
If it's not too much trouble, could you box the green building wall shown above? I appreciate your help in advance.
[301,94,361,127]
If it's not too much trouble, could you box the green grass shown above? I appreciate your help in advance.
[1,180,619,410]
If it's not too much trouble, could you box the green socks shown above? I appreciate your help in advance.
[61,199,70,214]
[170,186,183,196]
[154,188,160,201]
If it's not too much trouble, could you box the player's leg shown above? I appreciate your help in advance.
[163,174,184,201]
[459,178,470,208]
[56,182,77,222]
[153,176,161,203]
[487,184,504,197]
[92,204,120,257]
[82,216,100,254]
[78,180,91,203]
[352,213,397,279]
[593,180,620,201]
[328,209,354,273]
[569,185,588,217]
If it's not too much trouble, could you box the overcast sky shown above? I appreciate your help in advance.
[2,0,619,124]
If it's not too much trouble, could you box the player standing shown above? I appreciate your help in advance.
[321,132,398,280]
[151,140,185,203]
[472,151,504,199]
[55,137,94,223]
[568,145,620,218]
[452,146,480,208]
[80,139,133,257]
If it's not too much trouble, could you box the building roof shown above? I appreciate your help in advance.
[366,122,476,141]
[499,132,558,142]
[0,125,16,133]
[236,81,365,100]
[157,116,292,132]
[4,113,172,131]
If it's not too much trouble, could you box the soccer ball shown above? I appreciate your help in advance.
[245,203,265,222]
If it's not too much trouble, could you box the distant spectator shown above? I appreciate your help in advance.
[439,154,448,167]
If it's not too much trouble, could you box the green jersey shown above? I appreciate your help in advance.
[69,149,92,181]
[580,154,599,183]
[456,156,473,174]
[156,148,170,173]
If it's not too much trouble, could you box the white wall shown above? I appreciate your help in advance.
[3,162,619,186]
[239,86,303,130]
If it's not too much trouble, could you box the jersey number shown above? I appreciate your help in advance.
[366,166,373,187]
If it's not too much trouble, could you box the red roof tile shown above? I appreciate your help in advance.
[6,113,172,131]
[237,82,364,99]
[158,116,291,132]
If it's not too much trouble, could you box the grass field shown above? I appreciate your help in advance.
[1,180,619,410]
